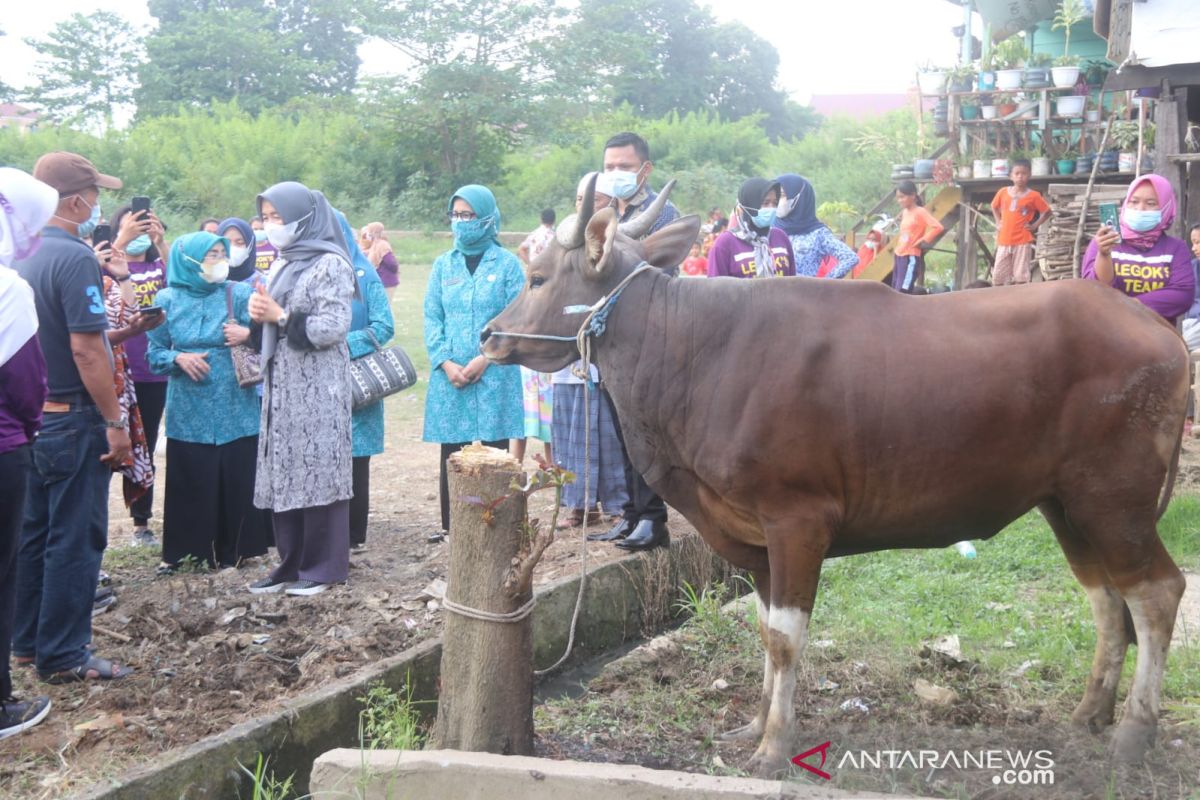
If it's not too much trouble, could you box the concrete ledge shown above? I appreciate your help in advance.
[310,749,913,799]
[78,537,735,799]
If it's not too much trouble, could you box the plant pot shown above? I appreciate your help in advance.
[1056,159,1077,175]
[1086,109,1100,123]
[918,71,947,95]
[949,76,975,93]
[934,119,950,137]
[973,159,991,179]
[1023,68,1051,88]
[997,103,1018,117]
[1031,157,1052,176]
[957,164,974,180]
[1140,153,1154,172]
[980,105,997,120]
[1118,152,1136,172]
[977,71,996,91]
[1051,66,1080,88]
[996,69,1023,91]
[1075,154,1096,175]
[991,158,1011,178]
[961,105,980,120]
[1055,95,1086,117]
[913,159,936,180]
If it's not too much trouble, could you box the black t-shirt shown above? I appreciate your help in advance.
[15,227,109,396]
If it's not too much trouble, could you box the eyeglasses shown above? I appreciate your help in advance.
[449,211,477,222]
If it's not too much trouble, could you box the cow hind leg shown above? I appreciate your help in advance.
[718,569,772,742]
[1040,499,1130,732]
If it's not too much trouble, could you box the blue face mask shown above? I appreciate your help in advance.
[125,234,152,255]
[1123,208,1163,232]
[254,229,268,244]
[75,198,102,239]
[605,169,641,201]
[751,208,777,229]
[451,215,496,252]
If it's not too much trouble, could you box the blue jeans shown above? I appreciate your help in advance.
[14,406,109,673]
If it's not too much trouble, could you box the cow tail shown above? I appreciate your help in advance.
[1155,414,1184,522]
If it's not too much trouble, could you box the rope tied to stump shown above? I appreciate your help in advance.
[441,592,537,624]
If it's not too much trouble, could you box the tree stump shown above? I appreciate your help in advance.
[432,445,534,755]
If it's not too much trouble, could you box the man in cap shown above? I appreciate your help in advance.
[13,151,134,683]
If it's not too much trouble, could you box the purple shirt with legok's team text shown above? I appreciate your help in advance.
[122,258,167,383]
[1081,235,1195,325]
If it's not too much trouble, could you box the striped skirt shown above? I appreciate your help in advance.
[551,383,629,513]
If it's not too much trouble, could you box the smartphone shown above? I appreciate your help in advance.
[137,306,165,318]
[1098,202,1122,241]
[92,224,113,247]
[131,196,151,217]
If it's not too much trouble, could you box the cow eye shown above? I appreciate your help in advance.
[530,275,545,288]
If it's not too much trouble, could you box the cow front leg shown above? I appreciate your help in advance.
[745,603,811,777]
[1111,570,1185,762]
[719,574,772,742]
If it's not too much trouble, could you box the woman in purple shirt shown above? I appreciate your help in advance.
[707,178,796,279]
[1082,174,1195,325]
[0,166,56,738]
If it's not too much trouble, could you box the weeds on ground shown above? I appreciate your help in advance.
[237,753,303,800]
[358,680,426,751]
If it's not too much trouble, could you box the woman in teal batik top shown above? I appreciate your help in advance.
[146,231,268,570]
[422,184,524,541]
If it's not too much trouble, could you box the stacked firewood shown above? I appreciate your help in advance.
[1035,184,1128,281]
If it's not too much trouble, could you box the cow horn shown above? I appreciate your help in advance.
[618,179,676,240]
[556,173,598,250]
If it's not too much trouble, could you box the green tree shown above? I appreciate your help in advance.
[21,12,144,132]
[136,0,361,117]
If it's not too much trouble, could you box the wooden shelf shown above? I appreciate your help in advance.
[924,86,1089,99]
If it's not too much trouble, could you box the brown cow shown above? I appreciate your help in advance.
[480,177,1189,777]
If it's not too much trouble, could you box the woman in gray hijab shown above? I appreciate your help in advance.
[247,181,355,596]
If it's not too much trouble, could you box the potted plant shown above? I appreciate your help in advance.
[994,92,1018,117]
[961,97,980,120]
[947,64,976,93]
[978,49,997,92]
[973,145,994,179]
[1050,0,1086,87]
[980,98,998,119]
[1110,121,1139,171]
[994,36,1027,91]
[956,154,974,180]
[917,62,948,96]
[1056,148,1079,175]
[1056,94,1086,117]
[1030,143,1053,176]
[1024,52,1053,88]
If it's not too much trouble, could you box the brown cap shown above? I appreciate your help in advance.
[32,151,122,196]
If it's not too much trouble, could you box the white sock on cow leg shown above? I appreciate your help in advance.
[1112,575,1184,760]
[720,595,773,741]
[749,606,809,771]
[1073,584,1130,731]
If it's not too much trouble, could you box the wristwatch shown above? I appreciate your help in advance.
[105,414,129,430]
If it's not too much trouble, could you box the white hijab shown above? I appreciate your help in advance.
[0,167,58,366]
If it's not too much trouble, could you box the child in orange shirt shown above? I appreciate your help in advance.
[892,180,944,294]
[990,159,1051,285]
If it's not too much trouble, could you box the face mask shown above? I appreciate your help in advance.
[200,260,229,283]
[61,196,101,238]
[125,234,152,255]
[776,196,796,218]
[605,168,642,201]
[265,219,302,249]
[254,229,267,244]
[451,215,495,248]
[750,208,777,229]
[1123,208,1163,232]
[228,244,252,267]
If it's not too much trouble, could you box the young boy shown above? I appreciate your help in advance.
[990,160,1051,285]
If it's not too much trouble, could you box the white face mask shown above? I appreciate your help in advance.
[228,244,252,267]
[265,219,301,249]
[201,260,229,283]
[776,195,796,218]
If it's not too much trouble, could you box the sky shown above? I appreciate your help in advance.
[0,0,966,103]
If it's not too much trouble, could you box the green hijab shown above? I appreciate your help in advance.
[448,184,502,256]
[168,231,230,296]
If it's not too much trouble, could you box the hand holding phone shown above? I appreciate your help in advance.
[137,305,165,318]
[92,223,113,248]
[1098,203,1121,240]
[131,196,151,217]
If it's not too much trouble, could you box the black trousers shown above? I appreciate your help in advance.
[0,445,30,698]
[130,380,167,526]
[350,456,370,546]
[439,440,508,532]
[600,388,668,524]
[163,436,269,568]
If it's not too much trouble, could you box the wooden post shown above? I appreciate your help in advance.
[1155,84,1187,238]
[432,445,534,755]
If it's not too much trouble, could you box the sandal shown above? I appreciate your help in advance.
[40,654,133,685]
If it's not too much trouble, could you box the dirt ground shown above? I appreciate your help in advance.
[0,402,679,799]
[4,415,1199,798]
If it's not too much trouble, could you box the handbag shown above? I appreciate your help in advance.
[225,285,264,387]
[349,329,418,410]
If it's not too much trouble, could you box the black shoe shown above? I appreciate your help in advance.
[587,517,634,542]
[615,520,669,552]
[0,695,52,740]
[428,530,447,544]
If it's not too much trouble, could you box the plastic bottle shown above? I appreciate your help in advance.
[954,540,977,559]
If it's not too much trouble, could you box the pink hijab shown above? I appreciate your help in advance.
[1119,174,1177,250]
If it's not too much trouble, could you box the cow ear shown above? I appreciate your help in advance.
[641,215,702,272]
[584,207,620,278]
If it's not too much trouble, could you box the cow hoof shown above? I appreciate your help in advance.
[717,721,763,742]
[1070,706,1115,734]
[746,743,790,779]
[1110,720,1156,764]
